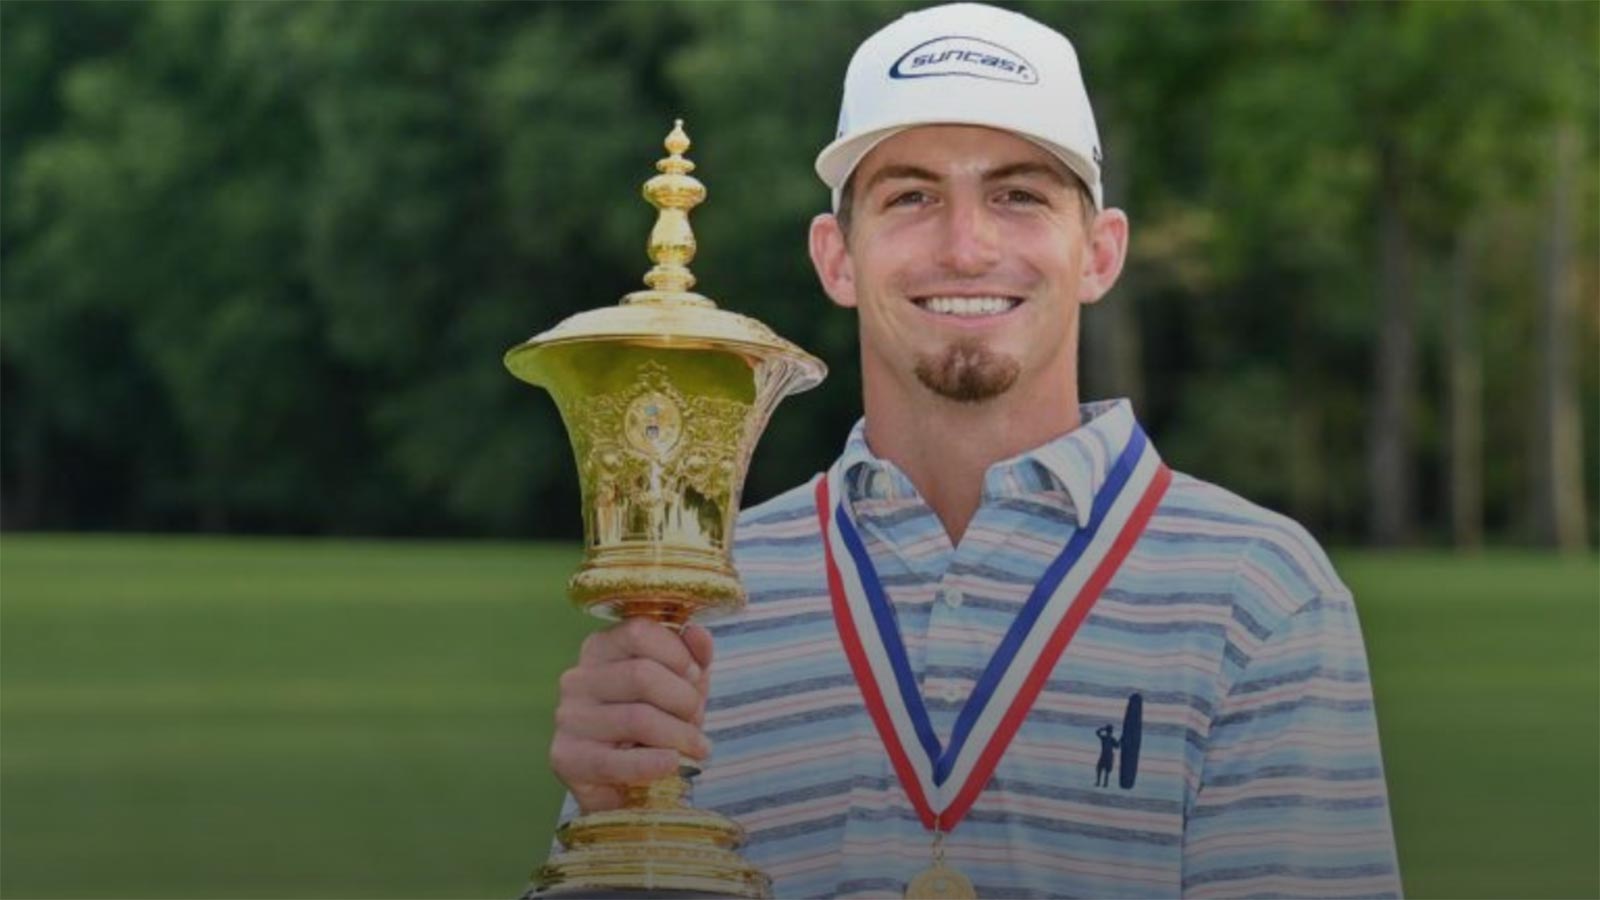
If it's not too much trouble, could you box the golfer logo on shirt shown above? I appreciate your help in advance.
[1094,692,1143,788]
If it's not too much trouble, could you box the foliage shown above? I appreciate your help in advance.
[2,1,1595,542]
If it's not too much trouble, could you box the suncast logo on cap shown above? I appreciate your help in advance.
[889,35,1038,84]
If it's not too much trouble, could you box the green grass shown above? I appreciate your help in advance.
[1,536,593,899]
[2,536,1596,898]
[1340,552,1600,899]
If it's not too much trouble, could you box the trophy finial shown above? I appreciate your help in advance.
[638,118,710,302]
[662,118,692,165]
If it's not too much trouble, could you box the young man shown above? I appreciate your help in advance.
[544,4,1401,897]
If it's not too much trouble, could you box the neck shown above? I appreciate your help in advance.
[861,378,1082,545]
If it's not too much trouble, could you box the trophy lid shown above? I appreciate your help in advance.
[505,120,826,390]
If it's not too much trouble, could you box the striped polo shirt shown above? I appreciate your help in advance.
[542,399,1401,899]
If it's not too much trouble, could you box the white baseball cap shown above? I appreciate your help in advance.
[815,3,1103,211]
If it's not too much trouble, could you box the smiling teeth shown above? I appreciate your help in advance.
[921,296,1019,317]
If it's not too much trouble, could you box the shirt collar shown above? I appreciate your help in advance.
[837,398,1149,528]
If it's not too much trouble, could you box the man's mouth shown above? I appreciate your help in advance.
[912,295,1023,318]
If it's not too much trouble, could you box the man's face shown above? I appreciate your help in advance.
[811,125,1122,408]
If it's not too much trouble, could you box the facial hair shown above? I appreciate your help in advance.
[914,337,1021,403]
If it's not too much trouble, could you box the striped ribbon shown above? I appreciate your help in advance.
[815,425,1171,831]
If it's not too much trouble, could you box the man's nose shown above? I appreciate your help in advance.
[936,197,1002,275]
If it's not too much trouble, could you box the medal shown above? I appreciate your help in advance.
[905,863,975,900]
[816,419,1170,896]
[904,831,976,899]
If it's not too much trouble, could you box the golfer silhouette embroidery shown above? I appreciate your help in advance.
[1094,693,1145,788]
[1094,724,1119,787]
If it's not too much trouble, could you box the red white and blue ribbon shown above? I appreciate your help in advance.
[815,424,1171,832]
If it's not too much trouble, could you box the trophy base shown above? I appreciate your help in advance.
[535,807,770,899]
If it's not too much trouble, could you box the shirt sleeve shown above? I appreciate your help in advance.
[1182,548,1402,898]
[517,792,581,899]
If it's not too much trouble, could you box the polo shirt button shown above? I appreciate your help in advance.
[939,586,964,608]
[939,683,966,703]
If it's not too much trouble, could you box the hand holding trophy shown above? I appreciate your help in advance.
[505,121,825,897]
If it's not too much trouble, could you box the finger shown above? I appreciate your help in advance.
[562,657,703,722]
[553,738,680,790]
[558,701,711,760]
[571,783,624,816]
[579,618,697,678]
[682,624,714,672]
[680,626,714,725]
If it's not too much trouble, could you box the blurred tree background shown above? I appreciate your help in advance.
[3,0,1596,549]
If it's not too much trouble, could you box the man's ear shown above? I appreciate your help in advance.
[1077,207,1130,306]
[809,213,858,309]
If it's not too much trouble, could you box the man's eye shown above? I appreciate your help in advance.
[1000,189,1046,205]
[886,190,930,208]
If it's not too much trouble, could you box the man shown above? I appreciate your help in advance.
[1095,724,1120,789]
[543,4,1401,897]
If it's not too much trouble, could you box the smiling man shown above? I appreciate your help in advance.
[541,4,1402,898]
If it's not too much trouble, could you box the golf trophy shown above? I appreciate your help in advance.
[504,120,826,897]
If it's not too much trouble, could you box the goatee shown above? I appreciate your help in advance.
[914,338,1020,403]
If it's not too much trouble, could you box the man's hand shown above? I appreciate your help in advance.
[549,618,714,814]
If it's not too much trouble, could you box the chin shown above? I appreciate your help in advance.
[914,339,1021,403]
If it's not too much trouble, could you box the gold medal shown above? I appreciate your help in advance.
[905,831,976,899]
[905,861,976,899]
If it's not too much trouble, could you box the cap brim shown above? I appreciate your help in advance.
[815,119,1102,210]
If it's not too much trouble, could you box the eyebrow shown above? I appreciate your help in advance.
[861,164,942,195]
[984,161,1073,187]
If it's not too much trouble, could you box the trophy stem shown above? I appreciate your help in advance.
[534,601,770,897]
[624,771,692,810]
[617,600,692,629]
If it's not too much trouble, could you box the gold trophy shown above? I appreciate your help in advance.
[505,121,826,897]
